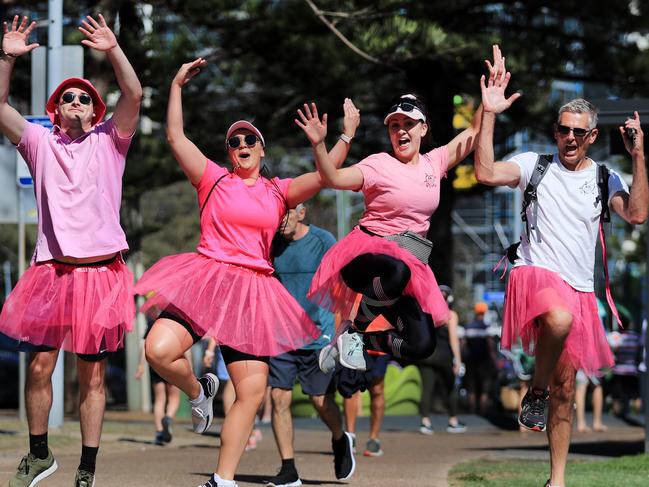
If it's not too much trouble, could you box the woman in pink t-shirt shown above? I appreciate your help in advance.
[298,48,504,373]
[134,58,359,487]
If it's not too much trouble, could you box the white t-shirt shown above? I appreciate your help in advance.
[510,152,628,292]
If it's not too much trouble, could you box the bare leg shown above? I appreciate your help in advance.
[165,384,181,418]
[215,360,268,481]
[575,380,589,432]
[592,384,607,431]
[548,363,576,487]
[270,388,294,459]
[152,382,166,431]
[368,378,385,440]
[343,392,360,434]
[311,393,343,440]
[145,318,200,400]
[532,309,573,391]
[26,350,59,436]
[222,380,235,415]
[261,386,272,423]
[77,358,106,448]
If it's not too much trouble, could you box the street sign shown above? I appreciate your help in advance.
[483,291,505,303]
[16,116,53,188]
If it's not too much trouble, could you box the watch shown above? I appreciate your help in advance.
[340,133,353,144]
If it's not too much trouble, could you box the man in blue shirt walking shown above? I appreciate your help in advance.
[267,204,355,487]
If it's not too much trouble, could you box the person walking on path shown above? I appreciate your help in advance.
[267,203,356,486]
[474,60,648,487]
[0,13,142,487]
[135,57,359,487]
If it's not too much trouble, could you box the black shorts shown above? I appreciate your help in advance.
[18,342,110,362]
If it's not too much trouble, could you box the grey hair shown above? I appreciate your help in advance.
[295,203,305,212]
[557,98,598,129]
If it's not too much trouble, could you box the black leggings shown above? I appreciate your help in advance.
[340,253,436,360]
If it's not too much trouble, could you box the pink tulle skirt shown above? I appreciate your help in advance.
[308,227,449,325]
[134,253,319,356]
[0,256,134,354]
[502,265,614,375]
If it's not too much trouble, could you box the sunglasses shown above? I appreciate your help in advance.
[227,134,259,149]
[61,92,93,105]
[556,124,591,138]
[389,101,420,113]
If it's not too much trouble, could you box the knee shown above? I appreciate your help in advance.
[540,308,573,338]
[271,388,292,412]
[145,338,169,369]
[79,368,105,394]
[28,354,55,385]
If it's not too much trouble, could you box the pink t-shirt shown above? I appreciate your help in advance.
[356,146,449,236]
[195,161,292,274]
[17,119,132,262]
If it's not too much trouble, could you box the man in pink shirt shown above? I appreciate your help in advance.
[0,13,141,487]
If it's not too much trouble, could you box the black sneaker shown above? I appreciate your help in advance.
[266,465,302,487]
[161,416,173,443]
[154,431,165,446]
[332,432,356,481]
[519,388,549,432]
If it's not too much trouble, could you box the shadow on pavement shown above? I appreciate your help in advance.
[474,439,643,458]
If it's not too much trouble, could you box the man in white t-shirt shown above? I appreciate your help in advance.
[474,67,648,487]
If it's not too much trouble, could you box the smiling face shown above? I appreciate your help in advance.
[55,84,95,130]
[554,112,598,168]
[387,114,428,163]
[227,129,265,174]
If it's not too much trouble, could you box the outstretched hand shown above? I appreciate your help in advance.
[481,44,521,114]
[620,111,644,155]
[79,14,117,52]
[2,15,39,57]
[295,102,327,146]
[173,58,207,87]
[342,98,360,137]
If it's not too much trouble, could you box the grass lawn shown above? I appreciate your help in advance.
[449,454,649,487]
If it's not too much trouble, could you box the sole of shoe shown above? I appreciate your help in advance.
[335,432,356,481]
[419,427,434,435]
[266,480,302,487]
[363,449,384,457]
[194,373,219,434]
[518,417,546,432]
[27,460,58,486]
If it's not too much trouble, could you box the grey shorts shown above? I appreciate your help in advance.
[269,348,334,396]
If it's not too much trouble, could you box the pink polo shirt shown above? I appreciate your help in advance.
[356,146,449,236]
[195,161,291,274]
[17,119,132,262]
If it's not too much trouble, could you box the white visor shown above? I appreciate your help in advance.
[384,97,426,125]
[225,120,265,149]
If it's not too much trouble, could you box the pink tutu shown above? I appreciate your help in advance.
[134,253,319,356]
[308,227,449,325]
[502,265,614,375]
[0,256,134,354]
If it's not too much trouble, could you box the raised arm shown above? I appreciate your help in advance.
[474,51,522,187]
[0,16,38,144]
[166,58,209,185]
[79,14,142,137]
[610,112,649,225]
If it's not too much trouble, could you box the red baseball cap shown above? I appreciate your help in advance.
[45,77,107,127]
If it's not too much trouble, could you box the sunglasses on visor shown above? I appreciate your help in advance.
[555,124,592,138]
[388,101,421,114]
[227,134,259,149]
[60,92,93,105]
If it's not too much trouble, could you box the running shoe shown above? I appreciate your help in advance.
[8,449,58,487]
[338,331,366,370]
[318,342,339,373]
[161,415,173,443]
[349,432,357,454]
[363,438,383,457]
[332,432,356,480]
[154,431,165,446]
[419,423,434,435]
[266,465,302,487]
[74,469,95,487]
[446,421,467,433]
[191,373,219,434]
[519,388,549,432]
[197,477,238,487]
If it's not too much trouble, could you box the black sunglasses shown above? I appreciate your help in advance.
[227,134,259,149]
[389,101,420,113]
[556,124,591,138]
[61,92,93,105]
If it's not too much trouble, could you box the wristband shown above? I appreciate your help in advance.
[340,133,353,144]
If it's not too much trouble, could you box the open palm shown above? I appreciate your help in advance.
[79,14,117,52]
[2,16,39,57]
[295,103,327,146]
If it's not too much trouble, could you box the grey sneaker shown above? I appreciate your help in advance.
[8,449,58,487]
[338,332,366,370]
[74,469,95,487]
[191,373,219,433]
[318,343,339,373]
[363,438,383,457]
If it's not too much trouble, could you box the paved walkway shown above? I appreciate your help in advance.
[0,412,644,486]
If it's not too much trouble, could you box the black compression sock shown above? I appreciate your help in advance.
[79,445,99,474]
[281,458,296,470]
[29,433,49,460]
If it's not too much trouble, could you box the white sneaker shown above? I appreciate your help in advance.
[338,331,366,370]
[318,343,340,373]
[191,373,219,434]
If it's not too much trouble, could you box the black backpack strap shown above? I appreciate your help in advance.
[199,173,228,217]
[520,154,553,240]
[597,163,611,223]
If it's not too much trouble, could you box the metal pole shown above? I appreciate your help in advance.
[47,0,64,430]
